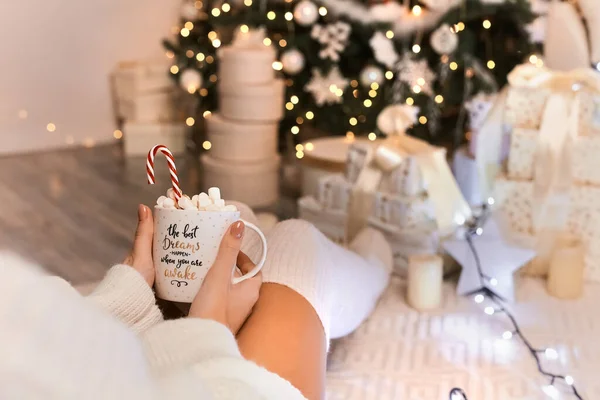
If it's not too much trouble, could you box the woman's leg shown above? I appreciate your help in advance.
[237,219,393,399]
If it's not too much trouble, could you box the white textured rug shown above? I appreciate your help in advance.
[326,277,600,400]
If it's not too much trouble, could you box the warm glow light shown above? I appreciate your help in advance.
[202,140,212,150]
[483,20,491,29]
[369,90,377,98]
[368,132,377,141]
[370,82,379,90]
[412,85,422,94]
[203,110,212,118]
[279,39,287,47]
[441,55,449,64]
[244,0,252,5]
[406,97,414,105]
[419,116,427,124]
[296,144,304,151]
[386,30,394,39]
[417,77,426,86]
[195,1,203,9]
[212,39,221,48]
[319,6,327,16]
[267,11,276,20]
[484,307,495,315]
[166,51,174,59]
[211,8,221,16]
[489,278,498,286]
[286,102,294,110]
[306,111,314,120]
[536,59,544,68]
[186,117,195,126]
[474,294,484,303]
[186,50,194,58]
[291,126,300,134]
[465,68,474,78]
[305,142,314,151]
[435,95,444,104]
[285,12,293,21]
[187,86,196,94]
[263,38,272,46]
[529,54,538,64]
[196,52,205,61]
[412,5,422,16]
[209,74,217,83]
[502,331,513,340]
[222,3,231,12]
[273,61,283,71]
[487,60,496,69]
[200,88,208,96]
[206,55,214,63]
[364,99,372,107]
[346,131,355,140]
[184,21,194,30]
[291,95,299,104]
[349,117,358,126]
[296,117,304,124]
[449,62,458,71]
[385,71,393,80]
[350,80,359,88]
[208,31,218,40]
[240,25,249,33]
[457,22,465,31]
[296,150,304,159]
[412,44,421,53]
[180,28,190,37]
[113,130,123,139]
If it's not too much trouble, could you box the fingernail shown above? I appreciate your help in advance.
[230,221,245,239]
[138,204,148,221]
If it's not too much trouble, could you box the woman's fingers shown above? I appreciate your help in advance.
[237,251,256,275]
[132,205,153,259]
[208,221,245,285]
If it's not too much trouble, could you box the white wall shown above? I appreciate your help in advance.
[0,1,179,154]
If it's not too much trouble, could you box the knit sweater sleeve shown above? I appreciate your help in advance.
[142,319,307,400]
[87,264,163,333]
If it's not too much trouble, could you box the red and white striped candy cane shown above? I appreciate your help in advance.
[147,144,182,201]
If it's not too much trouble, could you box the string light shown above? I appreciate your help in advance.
[319,6,327,16]
[412,5,422,16]
[170,65,179,74]
[296,144,304,151]
[484,307,495,315]
[489,278,498,286]
[296,116,304,124]
[211,8,220,16]
[305,142,314,151]
[412,44,421,53]
[529,54,538,64]
[465,68,474,78]
[441,55,449,64]
[208,31,218,40]
[202,140,212,150]
[350,80,359,88]
[184,21,194,30]
[221,3,230,12]
[346,131,355,140]
[475,227,483,235]
[386,30,394,39]
[369,90,377,98]
[370,82,379,90]
[180,28,190,37]
[186,50,194,58]
[267,11,276,20]
[206,55,214,63]
[113,130,123,139]
[385,71,393,80]
[565,376,575,385]
[194,1,203,9]
[412,85,422,94]
[487,60,496,69]
[487,197,495,205]
[290,95,299,104]
[244,0,252,5]
[449,62,458,71]
[166,51,174,59]
[296,150,304,159]
[435,95,444,104]
[305,111,314,120]
[419,116,427,124]
[364,99,372,107]
[544,348,558,360]
[286,102,294,110]
[349,117,357,126]
[279,39,287,47]
[203,110,212,118]
[263,38,272,46]
[291,126,300,134]
[196,53,205,61]
[272,61,283,70]
[406,97,414,105]
[542,385,559,399]
[474,294,484,303]
[502,331,513,340]
[200,88,208,96]
[285,11,293,20]
[483,20,491,29]
[240,25,249,33]
[417,77,426,86]
[186,117,195,126]
[187,86,196,94]
[46,123,56,132]
[209,74,217,83]
[368,132,377,141]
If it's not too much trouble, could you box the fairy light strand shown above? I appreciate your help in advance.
[448,206,584,400]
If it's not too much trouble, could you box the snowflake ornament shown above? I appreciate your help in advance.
[369,31,399,68]
[305,67,349,106]
[395,54,436,96]
[311,22,351,62]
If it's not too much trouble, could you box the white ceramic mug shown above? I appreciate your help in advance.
[153,207,267,303]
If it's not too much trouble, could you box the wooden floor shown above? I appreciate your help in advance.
[0,144,209,284]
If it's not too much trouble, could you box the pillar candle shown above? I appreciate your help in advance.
[547,235,585,299]
[407,254,443,311]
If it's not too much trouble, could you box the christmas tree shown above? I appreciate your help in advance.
[164,0,540,152]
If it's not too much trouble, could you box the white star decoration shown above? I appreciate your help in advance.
[304,67,349,106]
[395,54,436,96]
[443,217,536,302]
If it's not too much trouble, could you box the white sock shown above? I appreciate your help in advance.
[257,220,392,343]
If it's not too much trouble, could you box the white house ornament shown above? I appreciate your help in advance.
[369,31,399,68]
[179,68,203,92]
[305,67,349,106]
[281,49,305,75]
[396,54,436,96]
[294,0,319,26]
[430,24,458,55]
[360,65,384,87]
[311,22,351,62]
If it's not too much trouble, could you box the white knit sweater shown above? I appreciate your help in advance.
[0,253,305,400]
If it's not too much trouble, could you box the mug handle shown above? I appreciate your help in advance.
[231,219,267,284]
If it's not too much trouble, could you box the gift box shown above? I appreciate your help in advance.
[508,128,600,185]
[219,79,284,122]
[494,176,600,282]
[120,90,178,123]
[123,122,186,156]
[112,59,173,100]
[298,196,347,244]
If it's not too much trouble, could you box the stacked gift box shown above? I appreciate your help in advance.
[111,59,186,156]
[201,29,283,208]
[490,64,600,282]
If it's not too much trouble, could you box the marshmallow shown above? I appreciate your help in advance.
[166,188,176,200]
[157,196,168,207]
[191,195,199,208]
[162,198,176,209]
[198,195,212,208]
[198,192,210,201]
[208,187,221,201]
[214,199,225,208]
[205,204,220,211]
[178,196,196,210]
[223,205,238,212]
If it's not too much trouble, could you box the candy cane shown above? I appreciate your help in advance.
[147,145,182,200]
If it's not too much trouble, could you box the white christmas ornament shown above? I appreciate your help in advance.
[179,68,203,91]
[305,67,349,106]
[377,104,420,134]
[359,65,384,87]
[396,54,436,96]
[311,22,351,62]
[526,16,546,43]
[281,49,305,75]
[294,0,319,26]
[443,217,536,302]
[430,24,458,55]
[369,31,399,68]
[181,1,199,20]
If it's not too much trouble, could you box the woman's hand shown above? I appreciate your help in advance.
[123,204,155,287]
[189,221,262,334]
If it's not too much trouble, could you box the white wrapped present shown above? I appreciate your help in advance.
[120,90,178,123]
[123,122,186,156]
[112,59,173,101]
